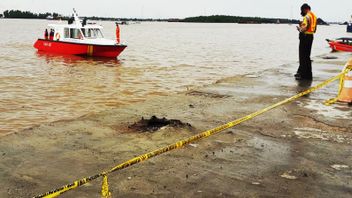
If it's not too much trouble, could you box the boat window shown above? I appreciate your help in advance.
[81,28,103,39]
[69,28,83,39]
[64,28,69,38]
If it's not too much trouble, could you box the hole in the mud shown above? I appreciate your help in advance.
[129,116,192,132]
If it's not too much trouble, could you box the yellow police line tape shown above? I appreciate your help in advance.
[34,66,351,198]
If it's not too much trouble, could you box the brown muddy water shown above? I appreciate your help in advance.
[0,19,349,134]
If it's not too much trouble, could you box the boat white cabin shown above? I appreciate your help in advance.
[48,10,117,45]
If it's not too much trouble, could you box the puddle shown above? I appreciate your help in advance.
[300,100,351,119]
[247,136,290,163]
[245,74,259,78]
[331,164,349,171]
[213,136,290,163]
[294,127,351,144]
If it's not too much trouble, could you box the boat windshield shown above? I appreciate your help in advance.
[81,28,104,39]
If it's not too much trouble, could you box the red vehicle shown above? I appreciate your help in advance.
[326,38,352,52]
[34,10,127,58]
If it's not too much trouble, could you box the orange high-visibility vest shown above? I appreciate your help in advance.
[305,11,317,34]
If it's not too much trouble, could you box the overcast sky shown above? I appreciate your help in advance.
[0,0,351,22]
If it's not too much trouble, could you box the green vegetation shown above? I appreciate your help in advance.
[182,15,299,24]
[3,10,60,19]
[2,9,163,21]
[88,16,159,22]
[181,15,330,25]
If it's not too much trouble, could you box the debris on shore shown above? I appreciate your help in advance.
[129,116,192,132]
[322,56,338,60]
[187,91,229,98]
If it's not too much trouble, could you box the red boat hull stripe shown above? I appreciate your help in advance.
[34,40,126,58]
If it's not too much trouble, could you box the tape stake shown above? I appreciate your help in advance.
[101,175,111,198]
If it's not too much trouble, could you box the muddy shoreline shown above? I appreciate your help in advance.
[0,53,351,198]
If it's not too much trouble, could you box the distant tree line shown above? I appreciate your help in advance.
[3,10,60,19]
[180,15,329,25]
[1,10,330,25]
[1,9,165,22]
[88,16,164,22]
[181,15,300,24]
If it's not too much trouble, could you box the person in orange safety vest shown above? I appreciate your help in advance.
[295,3,317,81]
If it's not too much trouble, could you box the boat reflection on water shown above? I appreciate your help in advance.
[36,51,122,67]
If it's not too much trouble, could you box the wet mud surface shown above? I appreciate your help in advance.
[0,53,351,198]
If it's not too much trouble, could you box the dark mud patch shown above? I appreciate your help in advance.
[321,56,338,60]
[186,91,230,98]
[129,116,192,132]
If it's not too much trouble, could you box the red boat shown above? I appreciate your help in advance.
[326,38,352,52]
[34,10,127,58]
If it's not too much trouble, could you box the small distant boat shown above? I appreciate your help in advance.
[326,38,352,52]
[34,9,127,58]
[46,15,54,20]
[115,21,129,25]
[347,15,352,33]
[347,23,352,33]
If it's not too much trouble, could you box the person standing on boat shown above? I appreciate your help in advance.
[295,3,317,80]
[44,29,49,40]
[49,29,54,40]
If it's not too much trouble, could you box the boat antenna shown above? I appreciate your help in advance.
[72,8,81,25]
[73,8,79,18]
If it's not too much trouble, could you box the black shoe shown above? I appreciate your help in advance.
[294,73,301,78]
[295,75,302,80]
[303,77,313,80]
[296,75,312,81]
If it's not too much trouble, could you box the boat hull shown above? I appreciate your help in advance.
[34,39,127,58]
[328,41,352,52]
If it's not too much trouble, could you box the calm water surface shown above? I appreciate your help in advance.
[0,19,349,134]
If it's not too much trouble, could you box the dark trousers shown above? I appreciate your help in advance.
[297,33,314,79]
